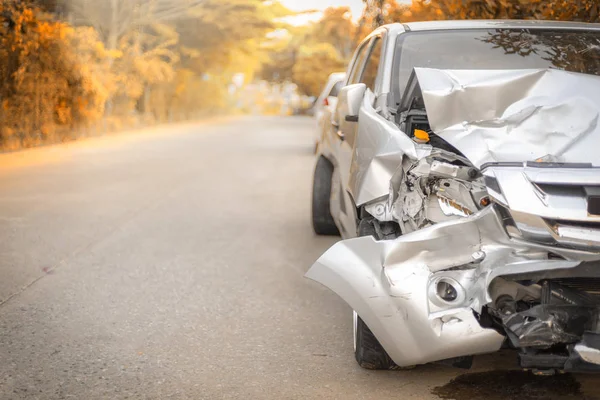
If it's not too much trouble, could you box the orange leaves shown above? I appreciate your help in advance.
[0,2,112,149]
[0,0,320,149]
[55,100,71,125]
[368,0,600,24]
[292,43,345,96]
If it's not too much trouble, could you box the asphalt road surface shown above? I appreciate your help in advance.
[1,116,599,399]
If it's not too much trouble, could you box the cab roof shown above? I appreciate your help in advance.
[389,19,600,33]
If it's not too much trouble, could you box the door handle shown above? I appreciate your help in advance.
[336,130,345,141]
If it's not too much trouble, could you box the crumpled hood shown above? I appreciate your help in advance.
[414,68,600,168]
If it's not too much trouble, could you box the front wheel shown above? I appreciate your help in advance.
[352,216,410,370]
[312,157,340,236]
[354,216,400,369]
[353,311,399,370]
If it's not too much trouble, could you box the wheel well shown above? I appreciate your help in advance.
[316,154,334,169]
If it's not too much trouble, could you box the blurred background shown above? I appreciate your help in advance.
[0,0,598,151]
[2,2,600,399]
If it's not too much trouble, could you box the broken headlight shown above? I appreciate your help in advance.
[435,178,488,218]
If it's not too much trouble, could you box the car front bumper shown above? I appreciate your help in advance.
[306,205,600,367]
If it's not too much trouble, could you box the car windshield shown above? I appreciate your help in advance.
[395,29,600,98]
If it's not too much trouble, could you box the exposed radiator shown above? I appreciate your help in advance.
[552,278,600,298]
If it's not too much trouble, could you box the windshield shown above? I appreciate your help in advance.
[395,29,600,98]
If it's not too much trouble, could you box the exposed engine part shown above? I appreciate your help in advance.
[357,216,400,240]
[410,155,476,181]
[393,180,427,232]
[541,280,598,306]
[518,332,600,372]
[489,279,541,308]
[498,261,600,282]
[381,154,489,234]
[483,275,600,354]
[363,147,487,232]
[494,295,518,316]
[489,279,600,350]
[437,196,473,217]
[503,305,596,348]
[402,108,429,139]
[487,279,541,318]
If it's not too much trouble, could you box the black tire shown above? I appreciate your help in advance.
[312,157,340,236]
[354,313,398,370]
[354,218,407,370]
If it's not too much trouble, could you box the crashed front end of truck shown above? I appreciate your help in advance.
[307,68,600,372]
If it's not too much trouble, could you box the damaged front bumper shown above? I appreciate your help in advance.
[306,205,600,370]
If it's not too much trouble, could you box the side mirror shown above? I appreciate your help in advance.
[335,83,366,133]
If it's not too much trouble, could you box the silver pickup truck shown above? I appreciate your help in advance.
[309,19,600,373]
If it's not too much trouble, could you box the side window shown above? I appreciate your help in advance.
[329,81,343,97]
[347,42,370,85]
[360,37,383,92]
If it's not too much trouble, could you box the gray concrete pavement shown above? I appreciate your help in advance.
[0,116,598,399]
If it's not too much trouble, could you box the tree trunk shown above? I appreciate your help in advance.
[104,0,119,119]
[143,86,151,119]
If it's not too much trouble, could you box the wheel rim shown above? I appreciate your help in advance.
[353,310,358,352]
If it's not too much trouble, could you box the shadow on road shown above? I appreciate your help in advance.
[433,370,598,400]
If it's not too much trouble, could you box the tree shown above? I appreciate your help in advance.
[177,0,283,76]
[309,7,356,61]
[54,0,204,118]
[158,0,290,120]
[0,0,296,149]
[362,0,600,24]
[292,43,346,96]
[41,0,288,121]
[0,1,110,148]
[480,29,600,75]
[259,26,309,83]
[59,0,203,50]
[541,0,599,23]
[259,6,358,92]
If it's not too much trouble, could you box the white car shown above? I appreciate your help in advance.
[309,20,600,373]
[313,72,345,148]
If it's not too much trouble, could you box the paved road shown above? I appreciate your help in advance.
[0,116,598,399]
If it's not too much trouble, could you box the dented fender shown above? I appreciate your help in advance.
[306,207,511,366]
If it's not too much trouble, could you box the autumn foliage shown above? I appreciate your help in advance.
[364,0,600,27]
[0,0,285,150]
[0,3,106,149]
[262,0,599,99]
[260,7,356,97]
[1,0,600,150]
